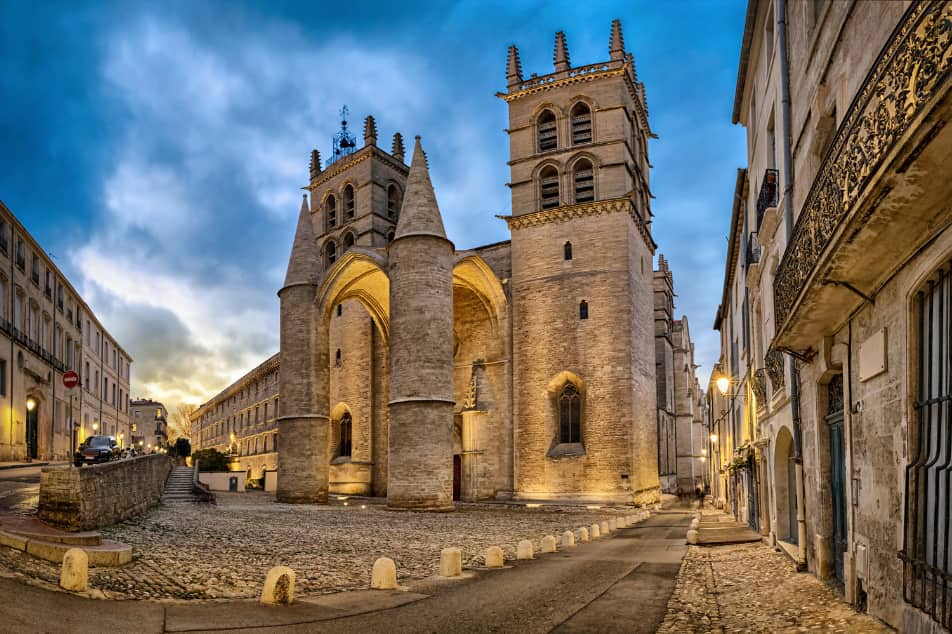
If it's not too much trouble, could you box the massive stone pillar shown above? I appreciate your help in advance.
[277,195,330,503]
[387,137,455,511]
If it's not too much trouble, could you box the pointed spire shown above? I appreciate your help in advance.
[554,31,570,72]
[309,149,321,180]
[363,115,377,147]
[609,19,625,62]
[393,136,447,241]
[391,132,405,162]
[506,44,523,89]
[283,194,321,287]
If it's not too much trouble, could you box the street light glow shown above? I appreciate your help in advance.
[25,398,36,412]
[716,375,730,395]
[710,434,718,443]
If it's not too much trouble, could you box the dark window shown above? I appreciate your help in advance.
[0,360,5,397]
[570,102,593,145]
[30,255,39,285]
[343,185,355,221]
[0,220,7,253]
[573,159,594,203]
[338,412,352,457]
[335,348,342,367]
[537,110,557,152]
[387,230,395,243]
[325,240,337,267]
[325,195,337,229]
[902,267,952,629]
[337,304,342,317]
[579,300,588,320]
[540,166,560,210]
[559,383,581,443]
[15,239,24,270]
[57,285,63,310]
[343,232,355,251]
[564,241,573,260]
[387,185,401,219]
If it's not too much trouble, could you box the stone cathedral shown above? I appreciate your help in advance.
[193,21,700,509]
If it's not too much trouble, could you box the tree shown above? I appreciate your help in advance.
[172,437,191,458]
[168,403,197,442]
[191,448,230,472]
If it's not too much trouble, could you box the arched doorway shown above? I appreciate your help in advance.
[774,425,797,544]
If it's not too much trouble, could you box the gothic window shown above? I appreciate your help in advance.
[325,240,337,268]
[559,383,581,443]
[325,195,337,229]
[564,241,573,261]
[579,300,588,319]
[537,110,557,152]
[338,412,352,458]
[540,166,560,210]
[343,232,355,251]
[573,158,594,203]
[570,102,593,145]
[343,185,355,221]
[387,184,401,219]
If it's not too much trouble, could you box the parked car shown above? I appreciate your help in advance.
[74,435,121,466]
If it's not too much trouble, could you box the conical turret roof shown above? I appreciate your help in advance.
[393,137,447,241]
[283,194,321,287]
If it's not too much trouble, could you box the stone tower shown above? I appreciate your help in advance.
[653,254,676,492]
[501,21,661,503]
[386,137,456,511]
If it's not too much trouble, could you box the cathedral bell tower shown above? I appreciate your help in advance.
[500,21,661,504]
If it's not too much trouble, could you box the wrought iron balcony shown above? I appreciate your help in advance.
[756,169,779,231]
[746,233,761,267]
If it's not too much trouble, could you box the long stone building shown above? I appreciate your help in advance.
[192,21,702,506]
[0,200,132,462]
[710,1,952,631]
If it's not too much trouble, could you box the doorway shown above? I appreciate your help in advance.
[26,405,38,459]
[453,455,461,501]
[826,375,847,583]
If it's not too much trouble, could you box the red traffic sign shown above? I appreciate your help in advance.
[63,371,79,389]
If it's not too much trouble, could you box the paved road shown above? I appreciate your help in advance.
[0,507,691,634]
[0,465,41,513]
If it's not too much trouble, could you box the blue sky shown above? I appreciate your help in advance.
[0,0,747,410]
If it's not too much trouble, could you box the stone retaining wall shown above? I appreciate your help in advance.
[38,455,172,531]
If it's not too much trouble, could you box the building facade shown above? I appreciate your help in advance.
[0,201,132,462]
[712,1,952,630]
[129,398,169,452]
[191,21,701,508]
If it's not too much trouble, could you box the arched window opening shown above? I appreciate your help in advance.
[537,110,557,152]
[337,304,342,317]
[573,159,594,203]
[343,185,355,221]
[571,102,593,145]
[387,185,401,219]
[325,195,337,229]
[540,166,560,210]
[387,229,396,243]
[335,348,342,367]
[343,232,355,251]
[325,240,337,267]
[559,383,581,443]
[338,412,352,458]
[579,300,588,320]
[564,241,573,261]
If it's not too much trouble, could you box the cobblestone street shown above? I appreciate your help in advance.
[0,493,623,601]
[658,542,890,633]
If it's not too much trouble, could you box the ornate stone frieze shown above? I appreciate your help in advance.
[774,1,952,332]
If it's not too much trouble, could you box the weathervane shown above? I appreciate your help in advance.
[329,105,357,166]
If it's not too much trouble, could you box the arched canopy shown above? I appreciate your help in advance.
[317,248,390,343]
[452,254,508,333]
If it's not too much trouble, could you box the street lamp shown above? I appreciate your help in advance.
[92,422,99,433]
[716,375,731,396]
[710,433,718,443]
[25,398,36,412]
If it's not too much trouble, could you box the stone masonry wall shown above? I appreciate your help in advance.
[38,454,172,532]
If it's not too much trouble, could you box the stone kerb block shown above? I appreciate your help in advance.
[59,548,88,592]
[440,547,462,577]
[541,535,557,553]
[484,546,504,568]
[599,520,610,535]
[516,540,534,560]
[561,530,576,548]
[260,566,296,605]
[576,527,590,543]
[590,523,601,539]
[371,557,397,589]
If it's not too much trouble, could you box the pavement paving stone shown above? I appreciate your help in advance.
[0,491,629,601]
[657,542,891,633]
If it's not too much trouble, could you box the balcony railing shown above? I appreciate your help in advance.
[746,232,761,267]
[756,168,779,230]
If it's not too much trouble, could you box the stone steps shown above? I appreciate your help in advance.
[0,515,132,567]
[162,467,201,504]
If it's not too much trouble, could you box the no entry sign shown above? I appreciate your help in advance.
[63,370,79,389]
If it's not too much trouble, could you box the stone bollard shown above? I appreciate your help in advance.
[440,547,462,577]
[618,516,628,528]
[609,518,617,531]
[517,540,534,560]
[690,518,699,530]
[59,548,88,592]
[600,520,610,535]
[591,523,601,539]
[541,535,557,553]
[576,527,590,543]
[484,546,505,568]
[687,529,699,545]
[561,530,576,548]
[371,557,398,589]
[260,566,295,605]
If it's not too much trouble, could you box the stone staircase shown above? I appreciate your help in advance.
[162,466,201,504]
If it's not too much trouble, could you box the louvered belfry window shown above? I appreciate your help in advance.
[574,159,594,203]
[571,102,592,145]
[537,110,557,152]
[540,166,560,210]
[902,265,952,630]
[325,195,337,229]
[343,185,355,221]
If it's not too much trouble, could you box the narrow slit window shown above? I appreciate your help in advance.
[564,241,573,260]
[335,348,342,367]
[579,300,589,320]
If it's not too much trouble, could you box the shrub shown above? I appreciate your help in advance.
[192,448,231,472]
